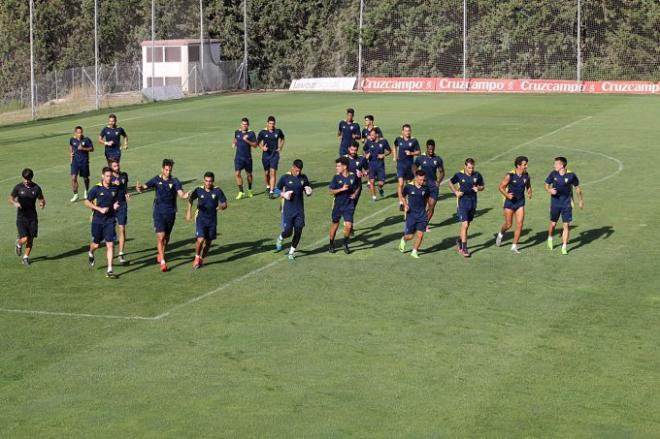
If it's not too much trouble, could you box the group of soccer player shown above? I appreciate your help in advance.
[8,108,585,277]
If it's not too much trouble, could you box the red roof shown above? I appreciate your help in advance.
[141,39,220,47]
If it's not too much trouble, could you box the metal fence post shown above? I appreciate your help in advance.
[577,0,582,82]
[94,0,99,110]
[357,0,364,89]
[463,0,467,85]
[29,0,36,120]
[242,0,248,89]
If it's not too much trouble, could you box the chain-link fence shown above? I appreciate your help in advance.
[1,0,658,125]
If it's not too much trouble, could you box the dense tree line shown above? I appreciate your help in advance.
[1,0,658,95]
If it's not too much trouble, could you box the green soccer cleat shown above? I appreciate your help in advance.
[399,238,406,253]
[235,191,245,200]
[411,250,420,259]
[70,193,79,203]
[105,270,117,279]
[247,189,254,198]
[561,246,568,255]
[287,253,295,261]
[275,236,283,252]
[547,237,553,250]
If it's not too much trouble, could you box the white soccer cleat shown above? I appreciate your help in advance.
[70,193,79,202]
[511,245,520,254]
[83,190,88,199]
[496,232,503,247]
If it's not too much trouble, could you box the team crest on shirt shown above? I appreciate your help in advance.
[212,194,216,199]
[111,191,116,197]
[168,184,173,189]
[564,178,569,183]
[473,177,477,183]
[200,194,205,199]
[523,178,527,183]
[461,179,465,183]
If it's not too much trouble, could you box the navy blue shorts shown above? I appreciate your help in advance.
[339,144,350,156]
[404,215,427,235]
[550,203,572,223]
[396,163,414,180]
[70,160,90,178]
[428,183,439,201]
[195,217,217,241]
[504,198,525,211]
[332,203,355,223]
[91,220,116,244]
[116,205,128,226]
[262,154,279,171]
[457,200,476,222]
[234,156,253,173]
[368,162,386,182]
[105,151,121,162]
[282,211,305,231]
[153,210,176,235]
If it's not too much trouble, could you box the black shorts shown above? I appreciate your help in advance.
[17,216,38,239]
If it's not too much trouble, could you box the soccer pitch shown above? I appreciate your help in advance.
[1,92,659,437]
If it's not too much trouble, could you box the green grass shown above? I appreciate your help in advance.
[0,92,659,437]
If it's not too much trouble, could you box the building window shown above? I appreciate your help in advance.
[146,47,163,63]
[165,47,181,62]
[189,45,200,62]
[147,77,164,87]
[165,77,181,86]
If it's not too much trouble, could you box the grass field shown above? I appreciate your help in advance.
[0,92,659,437]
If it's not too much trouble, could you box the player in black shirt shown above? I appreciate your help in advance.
[8,168,45,265]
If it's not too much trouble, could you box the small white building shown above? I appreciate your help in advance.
[141,39,221,93]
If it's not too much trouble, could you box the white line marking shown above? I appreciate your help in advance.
[565,147,624,186]
[0,307,159,321]
[484,116,592,164]
[0,132,209,184]
[0,115,594,321]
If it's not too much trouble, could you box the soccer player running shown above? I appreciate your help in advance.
[361,114,383,142]
[363,128,391,201]
[448,158,485,258]
[85,167,121,278]
[398,170,429,259]
[233,117,258,199]
[185,172,228,269]
[69,125,94,202]
[544,156,584,255]
[393,124,421,211]
[413,139,445,230]
[328,157,359,254]
[136,159,189,272]
[8,168,45,266]
[344,140,369,212]
[109,159,130,264]
[99,113,128,164]
[257,115,285,198]
[337,108,361,156]
[275,159,313,260]
[496,156,532,254]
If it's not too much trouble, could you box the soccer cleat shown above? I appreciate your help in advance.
[328,243,336,254]
[547,237,553,250]
[456,239,462,252]
[561,246,568,255]
[411,250,420,259]
[425,226,431,232]
[247,189,254,198]
[343,242,351,254]
[235,192,245,200]
[511,246,521,255]
[379,188,384,198]
[399,203,404,212]
[105,270,117,279]
[269,192,276,199]
[88,253,95,267]
[83,190,88,199]
[70,193,79,202]
[22,257,30,266]
[496,232,503,247]
[160,261,168,272]
[461,248,471,258]
[15,243,22,257]
[275,236,283,252]
[118,254,127,265]
[399,238,406,253]
[371,196,377,203]
[287,252,295,261]
[192,256,202,269]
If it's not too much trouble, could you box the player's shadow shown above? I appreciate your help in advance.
[43,238,136,261]
[308,180,331,190]
[425,232,484,254]
[470,228,533,255]
[431,207,493,228]
[191,238,271,267]
[569,226,614,251]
